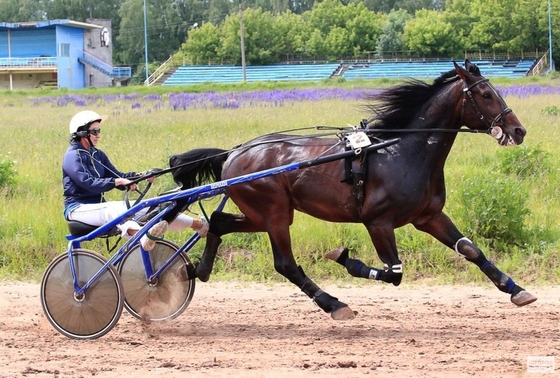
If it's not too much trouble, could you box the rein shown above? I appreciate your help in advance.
[140,76,511,182]
[138,124,488,183]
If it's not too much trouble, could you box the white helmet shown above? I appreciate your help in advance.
[69,110,107,135]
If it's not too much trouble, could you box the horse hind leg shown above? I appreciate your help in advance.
[267,229,356,320]
[299,266,356,321]
[325,247,403,286]
[191,211,255,282]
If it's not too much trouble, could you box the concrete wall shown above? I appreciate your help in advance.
[84,19,113,88]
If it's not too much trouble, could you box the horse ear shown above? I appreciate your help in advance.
[453,60,468,81]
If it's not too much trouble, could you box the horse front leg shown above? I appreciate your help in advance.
[268,228,356,321]
[325,225,404,286]
[413,211,537,306]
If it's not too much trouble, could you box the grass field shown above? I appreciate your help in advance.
[1,77,559,287]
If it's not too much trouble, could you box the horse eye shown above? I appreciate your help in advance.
[482,92,492,99]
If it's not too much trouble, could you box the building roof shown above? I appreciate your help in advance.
[0,19,102,31]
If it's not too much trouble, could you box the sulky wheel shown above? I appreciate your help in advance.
[118,240,195,322]
[40,249,124,339]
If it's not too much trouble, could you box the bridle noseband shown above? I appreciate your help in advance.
[461,77,512,140]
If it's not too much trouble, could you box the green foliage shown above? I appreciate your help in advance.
[495,143,552,179]
[0,156,17,191]
[376,9,411,57]
[403,9,463,56]
[541,105,560,116]
[457,174,530,251]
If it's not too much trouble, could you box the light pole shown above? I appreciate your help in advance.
[239,0,246,82]
[143,0,149,86]
[548,0,554,73]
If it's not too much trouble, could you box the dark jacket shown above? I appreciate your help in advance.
[62,141,136,217]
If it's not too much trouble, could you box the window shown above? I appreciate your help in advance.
[59,43,70,57]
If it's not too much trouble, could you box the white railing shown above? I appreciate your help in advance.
[0,57,57,68]
[529,51,549,76]
[145,56,173,86]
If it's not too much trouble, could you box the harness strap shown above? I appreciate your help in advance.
[351,158,365,211]
[352,147,370,212]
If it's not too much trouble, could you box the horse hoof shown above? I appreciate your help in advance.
[511,290,537,306]
[324,246,347,261]
[330,306,356,321]
[194,263,211,282]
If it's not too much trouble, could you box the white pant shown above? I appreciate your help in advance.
[67,201,194,232]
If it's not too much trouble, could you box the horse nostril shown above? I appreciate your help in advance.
[515,127,526,137]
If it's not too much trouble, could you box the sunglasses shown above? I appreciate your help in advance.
[88,128,101,136]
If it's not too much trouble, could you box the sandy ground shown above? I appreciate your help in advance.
[0,280,559,378]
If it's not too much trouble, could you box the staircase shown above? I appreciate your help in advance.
[145,56,175,86]
[153,67,177,85]
[38,80,58,89]
[78,52,132,81]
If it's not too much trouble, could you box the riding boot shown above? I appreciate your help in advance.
[194,233,222,282]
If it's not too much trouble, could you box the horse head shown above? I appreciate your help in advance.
[454,59,526,146]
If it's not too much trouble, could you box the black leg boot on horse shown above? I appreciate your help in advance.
[297,266,356,320]
[325,247,403,286]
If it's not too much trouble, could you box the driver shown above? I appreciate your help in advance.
[62,110,208,250]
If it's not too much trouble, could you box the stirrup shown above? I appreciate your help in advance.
[145,231,165,241]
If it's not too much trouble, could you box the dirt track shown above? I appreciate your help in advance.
[1,281,559,377]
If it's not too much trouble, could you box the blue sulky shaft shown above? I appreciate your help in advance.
[67,137,400,293]
[70,137,400,246]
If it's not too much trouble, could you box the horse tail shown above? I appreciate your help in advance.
[169,148,228,189]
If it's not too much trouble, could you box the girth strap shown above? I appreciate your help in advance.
[341,146,367,213]
[351,158,365,212]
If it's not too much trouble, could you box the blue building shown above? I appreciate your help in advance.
[0,19,131,90]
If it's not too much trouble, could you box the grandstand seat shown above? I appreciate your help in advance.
[161,58,537,86]
[163,63,341,86]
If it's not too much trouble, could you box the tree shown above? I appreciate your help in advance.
[44,0,125,21]
[376,9,411,58]
[469,0,518,51]
[358,0,444,13]
[345,3,385,57]
[290,0,317,14]
[403,9,464,57]
[304,0,350,36]
[443,0,477,52]
[0,0,46,21]
[219,7,283,65]
[117,0,191,68]
[275,11,308,60]
[177,22,223,64]
[208,0,233,25]
[303,0,383,59]
[117,0,149,67]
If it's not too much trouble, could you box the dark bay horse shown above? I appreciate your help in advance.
[168,60,536,320]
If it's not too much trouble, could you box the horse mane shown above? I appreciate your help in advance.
[363,62,482,130]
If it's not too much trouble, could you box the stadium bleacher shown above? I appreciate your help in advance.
[162,63,340,86]
[161,59,536,86]
[344,59,536,80]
